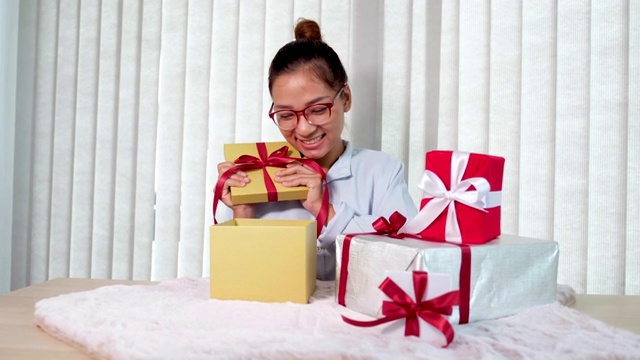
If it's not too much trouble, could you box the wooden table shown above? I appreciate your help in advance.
[1,278,639,359]
[0,278,154,359]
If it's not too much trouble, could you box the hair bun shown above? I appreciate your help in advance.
[294,19,323,42]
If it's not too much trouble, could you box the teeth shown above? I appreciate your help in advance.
[301,135,324,145]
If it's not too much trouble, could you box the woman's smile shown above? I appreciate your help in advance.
[297,133,326,146]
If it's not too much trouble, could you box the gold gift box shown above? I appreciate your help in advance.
[210,219,317,303]
[224,142,308,205]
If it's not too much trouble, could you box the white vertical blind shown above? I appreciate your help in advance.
[627,0,640,293]
[91,0,121,279]
[179,0,212,278]
[587,0,629,294]
[343,0,380,150]
[29,0,58,285]
[153,0,188,280]
[10,0,37,290]
[112,0,141,280]
[49,0,79,280]
[9,0,640,295]
[261,1,292,141]
[554,0,591,292]
[519,0,556,239]
[0,0,19,294]
[406,0,429,203]
[132,0,161,281]
[380,0,411,165]
[488,0,521,235]
[69,0,99,279]
[438,0,460,150]
[458,0,490,153]
[236,0,266,143]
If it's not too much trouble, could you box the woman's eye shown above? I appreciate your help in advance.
[278,113,295,120]
[310,106,328,115]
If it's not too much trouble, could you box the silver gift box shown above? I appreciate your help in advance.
[336,233,559,324]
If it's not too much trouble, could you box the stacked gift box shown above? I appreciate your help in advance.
[210,142,319,304]
[336,150,559,346]
[336,233,559,324]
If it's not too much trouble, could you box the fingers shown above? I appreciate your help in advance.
[274,164,321,188]
[218,161,248,178]
[217,161,251,188]
[275,165,325,217]
[275,173,322,188]
[225,172,251,188]
[216,161,252,208]
[275,162,316,177]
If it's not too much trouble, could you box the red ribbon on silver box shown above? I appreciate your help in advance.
[342,271,459,347]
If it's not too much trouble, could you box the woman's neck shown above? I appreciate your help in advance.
[316,140,346,174]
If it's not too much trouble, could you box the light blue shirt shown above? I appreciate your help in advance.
[250,141,418,280]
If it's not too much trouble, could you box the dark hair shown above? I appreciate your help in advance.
[268,19,348,94]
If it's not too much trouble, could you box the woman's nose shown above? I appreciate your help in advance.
[295,113,317,134]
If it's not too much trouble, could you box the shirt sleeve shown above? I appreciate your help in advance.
[317,160,418,249]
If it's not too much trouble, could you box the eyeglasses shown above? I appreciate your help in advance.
[268,86,345,131]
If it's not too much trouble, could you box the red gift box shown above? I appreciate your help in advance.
[399,151,505,244]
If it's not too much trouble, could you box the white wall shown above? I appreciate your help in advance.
[0,0,19,294]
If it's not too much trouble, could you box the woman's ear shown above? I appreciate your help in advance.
[342,84,352,112]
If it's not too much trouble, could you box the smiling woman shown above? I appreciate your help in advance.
[216,19,418,281]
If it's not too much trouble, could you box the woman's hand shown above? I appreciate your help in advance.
[216,161,255,218]
[274,163,335,222]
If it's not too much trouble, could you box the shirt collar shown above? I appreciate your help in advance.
[326,140,353,182]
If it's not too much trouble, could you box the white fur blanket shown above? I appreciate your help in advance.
[34,278,640,360]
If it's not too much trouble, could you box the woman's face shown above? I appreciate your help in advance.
[270,69,351,169]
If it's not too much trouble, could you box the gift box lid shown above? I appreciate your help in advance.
[224,142,308,204]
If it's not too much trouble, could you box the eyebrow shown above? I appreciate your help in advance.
[273,94,331,110]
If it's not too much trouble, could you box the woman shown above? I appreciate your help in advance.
[217,19,417,280]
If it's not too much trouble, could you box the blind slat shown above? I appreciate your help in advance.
[132,0,162,281]
[29,0,59,284]
[112,0,142,280]
[235,1,266,143]
[91,0,121,279]
[457,0,490,153]
[554,0,591,293]
[49,0,80,279]
[178,0,213,278]
[152,0,188,280]
[380,0,412,162]
[626,0,640,295]
[488,0,522,235]
[587,0,629,294]
[518,0,557,239]
[10,0,38,290]
[69,0,100,279]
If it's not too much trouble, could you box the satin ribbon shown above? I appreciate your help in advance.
[337,212,411,307]
[342,271,459,346]
[338,212,471,324]
[399,151,500,244]
[212,143,329,237]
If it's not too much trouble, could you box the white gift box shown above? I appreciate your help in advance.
[381,271,452,346]
[336,233,559,324]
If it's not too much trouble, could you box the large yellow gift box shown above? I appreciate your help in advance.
[210,219,317,303]
[224,142,308,205]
